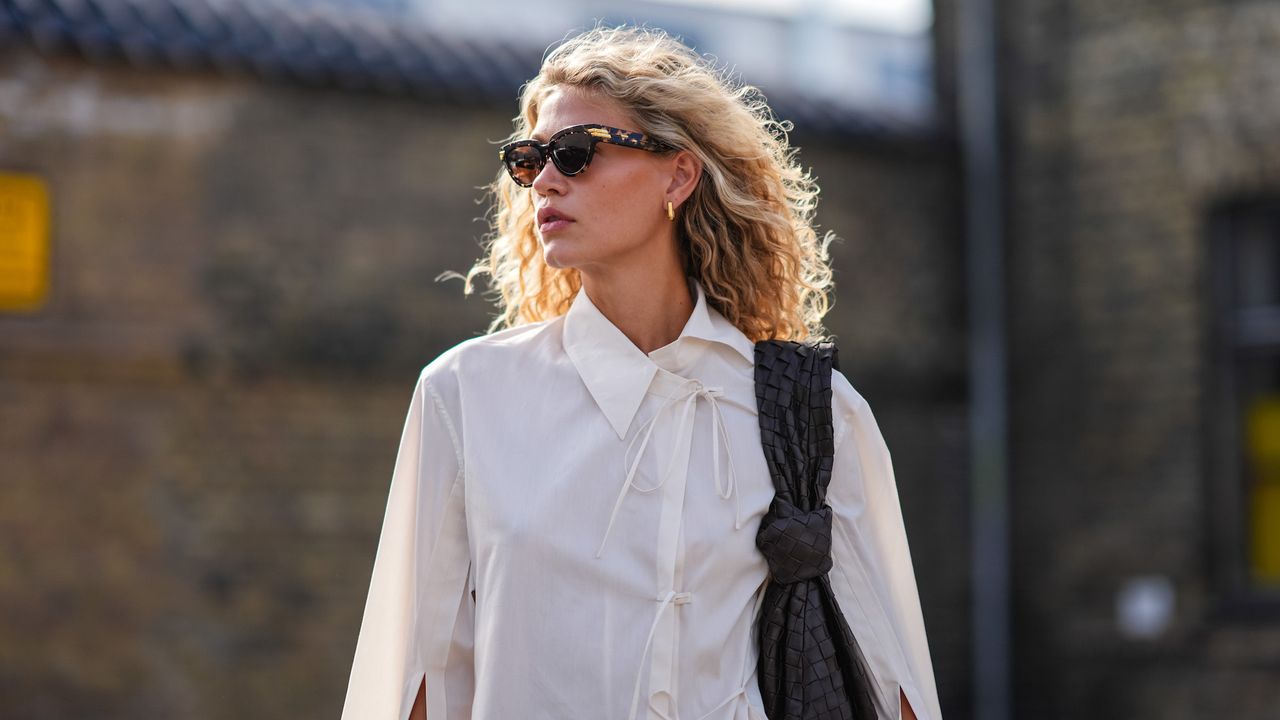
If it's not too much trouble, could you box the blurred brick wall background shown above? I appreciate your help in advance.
[0,49,511,718]
[0,35,960,720]
[998,0,1280,717]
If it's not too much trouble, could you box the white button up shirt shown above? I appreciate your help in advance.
[341,279,943,720]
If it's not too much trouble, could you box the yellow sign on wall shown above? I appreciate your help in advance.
[0,173,51,311]
[1248,396,1280,586]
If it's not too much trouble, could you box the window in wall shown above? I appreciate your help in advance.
[1209,199,1280,604]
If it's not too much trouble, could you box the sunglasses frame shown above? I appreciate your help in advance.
[498,123,673,187]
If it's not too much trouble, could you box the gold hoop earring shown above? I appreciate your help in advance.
[666,200,675,222]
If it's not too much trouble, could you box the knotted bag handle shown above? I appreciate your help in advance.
[753,339,878,720]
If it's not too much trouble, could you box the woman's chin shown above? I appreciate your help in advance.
[540,241,584,270]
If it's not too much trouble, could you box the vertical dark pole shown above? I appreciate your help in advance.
[957,0,1010,718]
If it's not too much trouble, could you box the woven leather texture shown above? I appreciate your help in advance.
[753,339,878,720]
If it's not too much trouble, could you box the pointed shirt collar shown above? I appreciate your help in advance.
[562,278,755,440]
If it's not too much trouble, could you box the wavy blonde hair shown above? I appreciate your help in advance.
[461,25,835,341]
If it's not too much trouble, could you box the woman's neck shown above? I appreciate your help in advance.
[580,264,694,355]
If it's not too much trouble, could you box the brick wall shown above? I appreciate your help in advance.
[997,0,1280,717]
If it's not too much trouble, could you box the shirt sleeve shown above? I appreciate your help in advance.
[826,369,943,720]
[341,370,474,720]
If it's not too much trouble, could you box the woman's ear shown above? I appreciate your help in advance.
[666,149,703,206]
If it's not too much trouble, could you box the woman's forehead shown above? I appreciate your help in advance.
[529,87,634,140]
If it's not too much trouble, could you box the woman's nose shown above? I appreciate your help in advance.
[531,158,567,195]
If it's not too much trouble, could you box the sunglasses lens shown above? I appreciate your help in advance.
[504,145,544,186]
[550,133,593,175]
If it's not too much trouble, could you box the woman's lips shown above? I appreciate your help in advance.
[537,207,575,234]
[539,218,574,234]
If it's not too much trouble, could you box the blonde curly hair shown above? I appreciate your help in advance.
[461,25,836,341]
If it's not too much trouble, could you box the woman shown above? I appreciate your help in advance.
[341,26,941,720]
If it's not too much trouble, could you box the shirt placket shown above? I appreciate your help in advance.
[643,372,699,720]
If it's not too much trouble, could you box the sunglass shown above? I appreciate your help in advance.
[498,123,673,187]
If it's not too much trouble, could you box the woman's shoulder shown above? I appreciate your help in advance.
[416,315,565,393]
[829,366,894,465]
[831,366,869,413]
[831,365,877,432]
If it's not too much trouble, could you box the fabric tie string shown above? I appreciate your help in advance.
[626,581,771,720]
[595,379,742,559]
[627,590,693,720]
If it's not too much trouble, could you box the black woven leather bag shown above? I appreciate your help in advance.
[753,339,878,720]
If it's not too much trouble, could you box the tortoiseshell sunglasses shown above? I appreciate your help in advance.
[498,123,673,187]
